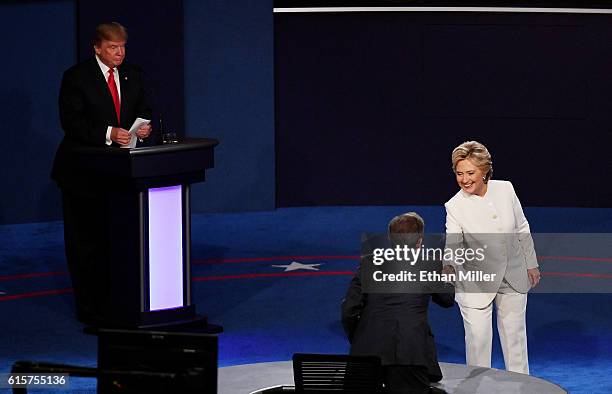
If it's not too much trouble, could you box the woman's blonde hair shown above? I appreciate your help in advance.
[451,141,493,183]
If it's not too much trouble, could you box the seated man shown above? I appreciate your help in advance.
[341,212,454,394]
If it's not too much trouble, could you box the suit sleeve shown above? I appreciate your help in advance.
[58,70,109,146]
[340,263,365,343]
[424,257,455,308]
[432,287,455,308]
[508,182,539,269]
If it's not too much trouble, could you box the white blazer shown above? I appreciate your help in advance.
[444,180,538,308]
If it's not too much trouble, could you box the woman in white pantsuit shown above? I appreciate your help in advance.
[443,141,541,374]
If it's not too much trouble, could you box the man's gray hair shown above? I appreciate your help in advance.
[388,212,424,247]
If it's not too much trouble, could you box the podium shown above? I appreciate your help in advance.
[70,138,220,330]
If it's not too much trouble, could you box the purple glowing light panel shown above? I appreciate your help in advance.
[148,185,184,311]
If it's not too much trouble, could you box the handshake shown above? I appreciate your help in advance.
[442,265,456,276]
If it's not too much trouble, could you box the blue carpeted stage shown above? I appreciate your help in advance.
[1,206,611,393]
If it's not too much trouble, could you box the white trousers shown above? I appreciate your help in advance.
[459,292,529,374]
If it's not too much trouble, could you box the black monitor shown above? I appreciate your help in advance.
[97,329,217,394]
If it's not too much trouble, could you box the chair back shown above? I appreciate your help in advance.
[292,353,382,393]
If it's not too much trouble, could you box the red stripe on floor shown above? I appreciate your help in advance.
[1,255,611,285]
[0,288,73,302]
[1,269,612,301]
[194,255,612,265]
[193,255,360,265]
[538,256,612,263]
[193,271,355,281]
[543,271,612,279]
[0,271,68,282]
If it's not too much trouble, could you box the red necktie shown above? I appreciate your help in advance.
[107,69,121,123]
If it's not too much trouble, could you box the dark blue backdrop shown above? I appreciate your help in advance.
[0,1,75,224]
[275,11,612,208]
[185,0,275,213]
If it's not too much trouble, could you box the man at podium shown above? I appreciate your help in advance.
[51,22,152,325]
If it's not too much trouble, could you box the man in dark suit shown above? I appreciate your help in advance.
[51,22,152,325]
[341,212,454,394]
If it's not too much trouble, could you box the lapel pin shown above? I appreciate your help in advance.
[124,76,128,80]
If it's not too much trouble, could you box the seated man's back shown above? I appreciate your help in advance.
[341,212,454,394]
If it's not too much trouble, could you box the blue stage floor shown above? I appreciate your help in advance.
[1,206,611,393]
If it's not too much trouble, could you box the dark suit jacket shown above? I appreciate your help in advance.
[341,254,454,382]
[51,57,152,185]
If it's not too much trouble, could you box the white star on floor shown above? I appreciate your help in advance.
[271,262,323,272]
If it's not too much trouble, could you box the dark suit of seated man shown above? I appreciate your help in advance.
[341,212,454,394]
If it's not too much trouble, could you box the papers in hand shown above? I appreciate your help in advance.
[120,118,151,148]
